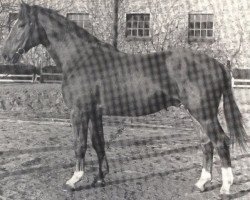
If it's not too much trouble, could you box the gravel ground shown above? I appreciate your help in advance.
[0,84,249,200]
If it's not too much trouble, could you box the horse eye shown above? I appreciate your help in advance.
[18,23,25,28]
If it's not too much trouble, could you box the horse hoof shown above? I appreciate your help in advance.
[192,185,204,193]
[219,194,231,200]
[92,179,106,187]
[63,183,76,191]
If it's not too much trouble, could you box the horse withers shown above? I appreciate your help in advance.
[2,3,247,197]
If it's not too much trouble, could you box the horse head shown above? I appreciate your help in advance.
[2,3,45,63]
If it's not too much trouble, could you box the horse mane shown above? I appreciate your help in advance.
[23,4,118,52]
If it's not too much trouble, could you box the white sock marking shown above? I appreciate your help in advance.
[66,171,84,188]
[195,168,212,191]
[220,167,233,195]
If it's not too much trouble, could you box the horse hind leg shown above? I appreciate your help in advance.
[90,105,109,187]
[188,114,214,192]
[199,117,233,196]
[66,109,89,189]
[195,141,214,191]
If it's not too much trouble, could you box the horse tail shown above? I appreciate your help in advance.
[222,66,248,150]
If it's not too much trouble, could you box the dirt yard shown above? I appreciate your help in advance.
[0,84,249,200]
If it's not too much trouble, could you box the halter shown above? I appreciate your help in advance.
[15,48,25,55]
[11,21,34,63]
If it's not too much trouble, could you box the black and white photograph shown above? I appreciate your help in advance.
[0,0,249,199]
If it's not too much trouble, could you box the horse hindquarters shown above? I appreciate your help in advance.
[185,84,233,195]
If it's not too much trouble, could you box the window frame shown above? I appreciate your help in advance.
[8,12,18,32]
[125,13,151,40]
[188,13,215,43]
[66,12,90,29]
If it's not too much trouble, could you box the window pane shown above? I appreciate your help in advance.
[189,22,194,28]
[144,15,150,21]
[207,30,213,37]
[189,30,194,36]
[138,15,144,21]
[133,15,138,21]
[127,22,132,28]
[138,21,144,28]
[194,15,200,21]
[201,22,207,29]
[195,30,200,36]
[127,14,132,21]
[138,29,143,36]
[201,14,207,21]
[144,29,150,36]
[189,14,195,22]
[126,29,132,36]
[132,29,137,36]
[201,30,206,37]
[195,22,200,28]
[207,15,213,21]
[132,22,137,28]
[144,21,149,28]
[207,22,213,29]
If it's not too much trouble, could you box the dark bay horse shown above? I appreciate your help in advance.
[2,3,247,196]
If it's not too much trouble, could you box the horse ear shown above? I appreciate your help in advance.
[19,1,30,20]
[20,0,28,7]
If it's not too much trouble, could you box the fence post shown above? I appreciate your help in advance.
[40,66,44,83]
[227,60,234,88]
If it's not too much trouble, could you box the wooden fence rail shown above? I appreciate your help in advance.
[39,72,62,83]
[232,78,250,88]
[1,73,250,87]
[0,74,39,83]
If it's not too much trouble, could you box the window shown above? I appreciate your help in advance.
[8,12,18,31]
[126,13,150,39]
[67,13,91,30]
[188,14,214,42]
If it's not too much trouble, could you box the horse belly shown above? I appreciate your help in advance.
[101,78,166,116]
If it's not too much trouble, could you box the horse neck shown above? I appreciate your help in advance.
[38,12,92,73]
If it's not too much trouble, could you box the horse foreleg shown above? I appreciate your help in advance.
[66,109,89,189]
[90,106,108,187]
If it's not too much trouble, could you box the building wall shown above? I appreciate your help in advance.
[0,0,249,68]
[115,0,250,68]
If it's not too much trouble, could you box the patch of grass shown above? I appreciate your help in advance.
[0,83,69,118]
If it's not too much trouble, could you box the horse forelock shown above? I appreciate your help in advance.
[19,3,31,21]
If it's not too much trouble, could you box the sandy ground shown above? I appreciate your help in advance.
[0,84,250,200]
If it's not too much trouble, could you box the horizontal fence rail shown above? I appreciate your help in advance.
[232,78,250,88]
[1,64,250,86]
[0,74,39,83]
[39,72,62,83]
